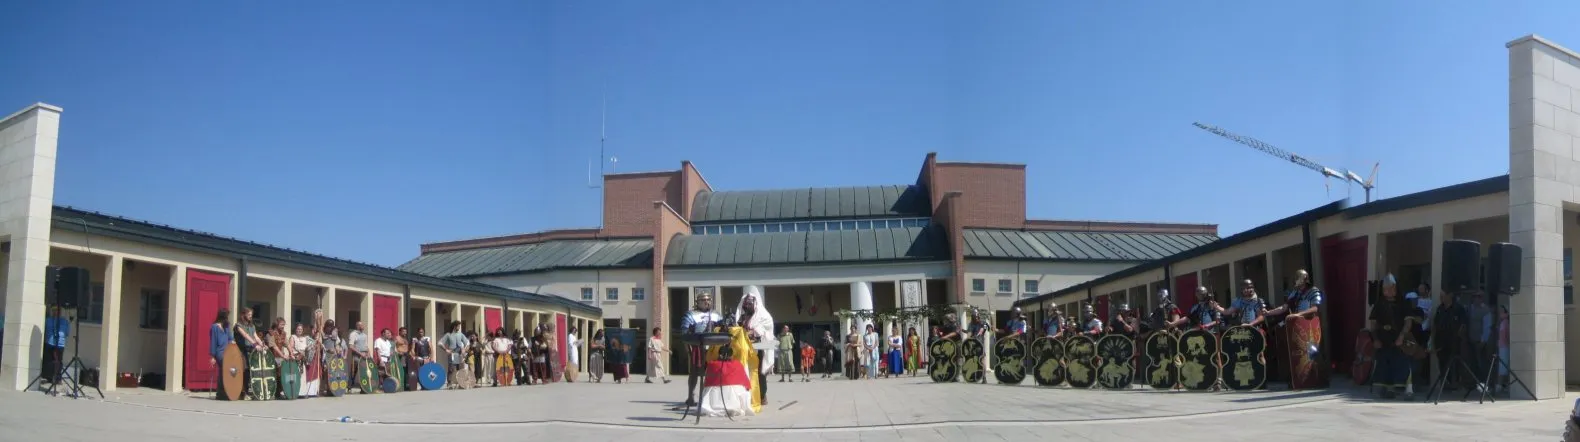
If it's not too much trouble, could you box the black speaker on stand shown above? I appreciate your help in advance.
[24,266,101,399]
[1475,242,1533,403]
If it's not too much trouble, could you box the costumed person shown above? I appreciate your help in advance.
[318,320,344,396]
[775,325,796,382]
[1150,289,1186,333]
[374,328,394,389]
[698,336,754,417]
[1266,269,1327,389]
[292,322,316,398]
[530,330,550,384]
[1368,274,1421,399]
[647,327,671,384]
[347,321,370,393]
[905,326,921,377]
[565,326,580,383]
[439,321,468,389]
[1222,279,1267,327]
[589,329,606,383]
[491,327,514,387]
[800,341,816,382]
[734,286,777,402]
[233,308,264,400]
[1189,286,1223,333]
[608,332,631,383]
[818,330,838,378]
[208,309,233,399]
[1109,304,1136,337]
[679,292,723,408]
[1042,303,1064,339]
[268,318,292,399]
[1082,304,1104,336]
[845,325,862,379]
[393,327,410,390]
[862,323,880,380]
[886,323,905,376]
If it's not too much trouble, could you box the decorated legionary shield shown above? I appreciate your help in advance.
[1095,335,1135,390]
[1220,325,1267,391]
[327,354,348,397]
[1143,332,1181,390]
[961,338,986,384]
[1031,337,1065,387]
[928,339,959,383]
[1352,330,1375,386]
[247,351,277,401]
[1178,328,1221,391]
[1065,335,1098,389]
[993,337,1027,385]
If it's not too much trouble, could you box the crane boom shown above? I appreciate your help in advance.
[1192,122,1379,202]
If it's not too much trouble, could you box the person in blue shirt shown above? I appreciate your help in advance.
[1188,286,1223,333]
[1220,279,1268,327]
[209,308,233,368]
[1041,304,1064,339]
[1004,309,1028,339]
[42,306,68,384]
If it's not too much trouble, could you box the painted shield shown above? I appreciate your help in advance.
[1064,335,1098,389]
[1220,325,1267,391]
[358,358,376,394]
[381,376,399,393]
[1285,316,1325,390]
[279,360,301,400]
[1143,332,1180,390]
[960,338,986,384]
[219,343,245,401]
[247,351,277,401]
[993,337,1027,385]
[391,356,406,391]
[405,356,420,391]
[1352,329,1375,385]
[1095,335,1134,390]
[1178,328,1221,391]
[326,353,348,397]
[927,339,959,383]
[418,362,446,391]
[1031,337,1065,387]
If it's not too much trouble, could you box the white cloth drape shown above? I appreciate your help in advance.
[699,385,754,417]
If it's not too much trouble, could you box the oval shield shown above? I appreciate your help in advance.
[1178,328,1221,391]
[1095,335,1135,390]
[961,338,986,383]
[1065,335,1098,389]
[1031,337,1065,387]
[1143,332,1180,390]
[928,339,959,383]
[1220,325,1266,391]
[993,337,1027,385]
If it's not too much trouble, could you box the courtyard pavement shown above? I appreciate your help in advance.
[0,374,1571,441]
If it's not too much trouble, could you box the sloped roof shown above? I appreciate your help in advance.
[689,185,930,223]
[51,206,600,315]
[397,239,654,278]
[665,225,946,267]
[963,229,1219,262]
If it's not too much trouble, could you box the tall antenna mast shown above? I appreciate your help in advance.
[587,89,617,227]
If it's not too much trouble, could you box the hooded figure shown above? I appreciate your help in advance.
[735,286,778,376]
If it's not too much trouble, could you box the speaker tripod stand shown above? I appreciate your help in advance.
[24,313,103,399]
[1427,350,1482,405]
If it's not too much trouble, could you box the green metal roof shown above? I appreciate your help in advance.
[665,225,946,267]
[397,239,654,278]
[689,185,930,223]
[963,229,1218,262]
[52,206,600,315]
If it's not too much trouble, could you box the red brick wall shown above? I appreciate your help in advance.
[932,191,966,303]
[603,171,683,237]
[651,201,690,349]
[933,163,1026,230]
[679,161,712,222]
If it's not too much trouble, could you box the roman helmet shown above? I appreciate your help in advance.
[1158,289,1173,306]
[694,292,714,311]
[1294,269,1311,286]
[1116,303,1131,314]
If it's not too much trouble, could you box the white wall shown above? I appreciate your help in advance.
[471,268,652,323]
[0,103,60,390]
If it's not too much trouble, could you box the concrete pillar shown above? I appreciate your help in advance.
[1431,224,1447,296]
[1265,251,1277,296]
[850,281,874,335]
[1508,34,1576,399]
[275,282,290,327]
[1227,262,1238,303]
[425,300,438,338]
[165,265,188,392]
[323,288,336,329]
[98,255,123,391]
[0,104,60,392]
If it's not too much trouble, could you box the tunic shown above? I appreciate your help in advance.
[774,332,796,374]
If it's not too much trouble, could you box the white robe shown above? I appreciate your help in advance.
[699,384,754,417]
[735,286,777,374]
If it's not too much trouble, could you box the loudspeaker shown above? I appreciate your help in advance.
[56,267,91,310]
[1487,242,1523,295]
[45,266,60,307]
[1441,239,1482,294]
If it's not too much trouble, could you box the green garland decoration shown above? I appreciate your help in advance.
[834,304,987,324]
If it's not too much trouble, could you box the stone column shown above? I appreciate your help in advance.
[165,265,189,392]
[276,282,291,327]
[323,288,336,329]
[850,281,874,335]
[99,255,123,391]
[0,104,61,391]
[1507,34,1575,400]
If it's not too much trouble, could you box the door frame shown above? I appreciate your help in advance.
[184,269,232,391]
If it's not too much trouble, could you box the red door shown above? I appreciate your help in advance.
[184,269,231,391]
[1175,272,1199,314]
[1323,235,1369,375]
[373,295,399,335]
[1094,296,1109,325]
[484,308,502,333]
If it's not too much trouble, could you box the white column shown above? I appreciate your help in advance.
[0,104,60,392]
[276,282,291,326]
[99,256,123,391]
[1431,225,1447,293]
[322,288,336,328]
[165,265,188,392]
[425,300,438,337]
[1265,251,1277,296]
[850,281,873,334]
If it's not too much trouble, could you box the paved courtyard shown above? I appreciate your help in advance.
[0,375,1570,441]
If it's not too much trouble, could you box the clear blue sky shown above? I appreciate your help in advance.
[1,2,1575,267]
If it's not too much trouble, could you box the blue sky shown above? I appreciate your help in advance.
[0,2,1574,267]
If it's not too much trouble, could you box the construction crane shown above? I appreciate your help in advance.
[1192,122,1380,202]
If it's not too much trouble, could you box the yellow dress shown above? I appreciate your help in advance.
[705,326,762,414]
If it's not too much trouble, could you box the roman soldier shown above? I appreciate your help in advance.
[1109,304,1137,337]
[1266,269,1327,389]
[680,292,723,408]
[1042,303,1064,339]
[1082,304,1104,336]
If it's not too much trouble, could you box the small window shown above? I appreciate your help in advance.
[841,221,857,230]
[749,224,765,233]
[765,224,781,233]
[904,218,921,228]
[292,307,306,329]
[632,287,646,301]
[856,220,872,229]
[606,287,619,301]
[971,279,986,293]
[140,289,168,330]
[721,225,736,234]
[80,283,105,324]
[997,279,1013,294]
[705,225,721,235]
[1024,280,1040,295]
[692,226,705,234]
[581,287,594,301]
[812,222,826,231]
[916,219,929,228]
[782,223,797,232]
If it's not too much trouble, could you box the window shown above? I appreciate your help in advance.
[811,222,826,231]
[606,287,619,301]
[692,226,705,234]
[841,221,856,230]
[251,303,272,326]
[1024,280,1040,295]
[904,218,922,228]
[345,310,357,327]
[782,223,797,232]
[997,279,1013,294]
[796,222,810,232]
[856,220,872,229]
[581,287,594,301]
[292,307,306,328]
[721,225,736,234]
[705,226,721,235]
[750,224,765,233]
[971,279,986,293]
[766,224,781,233]
[632,287,646,301]
[80,283,105,324]
[139,289,168,330]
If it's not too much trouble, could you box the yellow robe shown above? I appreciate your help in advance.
[705,326,762,414]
